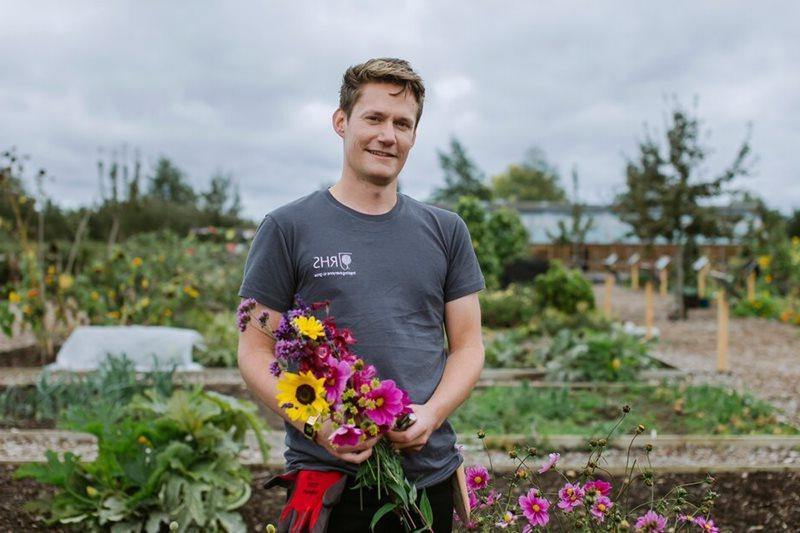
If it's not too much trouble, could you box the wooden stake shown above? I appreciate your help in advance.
[747,271,756,302]
[698,265,708,299]
[603,274,615,319]
[716,287,729,372]
[659,268,668,297]
[645,281,654,340]
[631,264,639,290]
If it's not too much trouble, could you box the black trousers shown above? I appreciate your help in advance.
[326,475,454,533]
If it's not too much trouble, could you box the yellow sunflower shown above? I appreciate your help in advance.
[292,315,325,340]
[276,371,329,421]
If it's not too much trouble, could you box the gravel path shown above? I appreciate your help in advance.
[599,284,800,426]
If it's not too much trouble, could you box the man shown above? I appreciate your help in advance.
[238,57,484,532]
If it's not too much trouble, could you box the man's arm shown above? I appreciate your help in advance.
[387,292,484,451]
[237,299,378,463]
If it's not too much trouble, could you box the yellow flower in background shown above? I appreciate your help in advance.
[276,371,329,421]
[58,274,74,290]
[90,291,100,301]
[183,285,199,299]
[86,486,98,498]
[107,310,120,319]
[611,358,622,370]
[141,279,150,289]
[793,236,800,246]
[292,315,325,340]
[139,297,151,308]
[225,229,236,241]
[757,255,771,269]
[163,309,173,317]
[22,305,32,315]
[47,265,56,275]
[765,275,773,284]
[8,291,21,304]
[131,257,143,268]
[18,195,27,205]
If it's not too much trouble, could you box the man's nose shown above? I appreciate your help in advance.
[376,121,396,145]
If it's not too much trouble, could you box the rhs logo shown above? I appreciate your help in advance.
[312,253,355,277]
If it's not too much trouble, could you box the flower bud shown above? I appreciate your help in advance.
[636,424,645,434]
[622,404,630,413]
[169,522,179,531]
[508,449,518,459]
[477,430,486,439]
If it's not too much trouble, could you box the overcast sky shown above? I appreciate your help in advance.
[2,1,799,221]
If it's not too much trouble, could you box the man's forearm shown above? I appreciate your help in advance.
[426,344,484,427]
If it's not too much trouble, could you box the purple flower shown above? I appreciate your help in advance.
[269,361,282,377]
[274,339,304,362]
[257,309,270,327]
[467,490,478,510]
[275,315,295,340]
[330,424,364,447]
[324,358,352,404]
[557,482,584,512]
[537,452,560,473]
[634,510,667,532]
[484,489,502,506]
[465,465,490,491]
[519,488,550,527]
[364,379,406,427]
[693,517,720,533]
[589,495,613,523]
[236,311,250,332]
[583,479,612,497]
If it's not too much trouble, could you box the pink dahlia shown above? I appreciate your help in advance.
[465,465,490,491]
[537,452,560,474]
[324,358,352,404]
[634,510,667,532]
[557,482,585,512]
[693,517,720,533]
[330,424,364,447]
[583,479,612,497]
[519,488,550,527]
[589,495,613,523]
[364,379,407,427]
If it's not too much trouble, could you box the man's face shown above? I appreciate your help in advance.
[333,82,418,187]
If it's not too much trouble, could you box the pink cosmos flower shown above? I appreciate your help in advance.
[352,364,377,391]
[465,465,490,491]
[330,424,364,447]
[537,452,560,473]
[324,358,352,404]
[634,510,667,532]
[590,495,613,523]
[519,488,550,527]
[557,482,585,512]
[693,517,720,533]
[484,489,502,506]
[468,490,478,510]
[364,379,407,426]
[583,479,612,497]
[495,511,517,529]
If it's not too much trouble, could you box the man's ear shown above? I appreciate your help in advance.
[332,108,346,139]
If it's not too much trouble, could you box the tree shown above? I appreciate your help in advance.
[787,209,800,239]
[614,100,754,318]
[147,157,197,205]
[454,196,500,288]
[547,168,594,268]
[202,171,241,219]
[430,138,491,203]
[491,147,566,202]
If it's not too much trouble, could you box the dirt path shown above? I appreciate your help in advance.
[599,284,800,425]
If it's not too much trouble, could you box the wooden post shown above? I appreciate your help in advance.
[603,274,615,319]
[631,263,640,290]
[747,271,756,302]
[659,268,668,297]
[698,264,708,299]
[645,281,654,340]
[716,287,729,372]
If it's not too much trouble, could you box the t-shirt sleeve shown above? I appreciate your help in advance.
[238,215,296,311]
[444,216,486,302]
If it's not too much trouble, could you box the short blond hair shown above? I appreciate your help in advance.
[339,58,425,127]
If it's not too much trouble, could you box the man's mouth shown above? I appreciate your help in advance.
[366,149,396,158]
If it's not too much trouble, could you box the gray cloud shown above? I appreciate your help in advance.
[1,1,798,220]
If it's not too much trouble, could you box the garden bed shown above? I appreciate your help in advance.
[2,464,798,530]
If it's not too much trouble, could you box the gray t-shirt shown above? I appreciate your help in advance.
[238,189,484,488]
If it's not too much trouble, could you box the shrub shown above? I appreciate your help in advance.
[533,260,594,314]
[731,292,783,320]
[479,285,537,328]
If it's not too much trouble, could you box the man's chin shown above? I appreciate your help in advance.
[361,171,399,188]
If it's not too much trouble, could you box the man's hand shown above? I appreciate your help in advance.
[387,403,443,453]
[315,419,379,464]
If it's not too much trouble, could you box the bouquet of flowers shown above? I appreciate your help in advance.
[237,296,434,531]
[459,407,721,532]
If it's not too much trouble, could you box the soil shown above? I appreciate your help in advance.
[0,344,57,367]
[2,465,797,531]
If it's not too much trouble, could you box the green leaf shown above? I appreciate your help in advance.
[419,490,433,526]
[370,502,397,531]
[216,511,247,533]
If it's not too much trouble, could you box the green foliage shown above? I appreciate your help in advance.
[490,147,566,202]
[731,292,783,320]
[483,326,544,368]
[479,285,537,328]
[486,206,529,266]
[532,306,610,337]
[533,260,595,314]
[193,311,240,367]
[452,383,796,437]
[430,138,492,204]
[16,387,268,532]
[455,196,501,288]
[542,328,659,382]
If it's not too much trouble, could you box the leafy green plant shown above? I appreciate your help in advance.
[479,285,537,328]
[542,327,658,382]
[731,292,783,320]
[483,326,545,368]
[532,306,610,337]
[16,387,268,532]
[533,261,595,314]
[192,311,239,367]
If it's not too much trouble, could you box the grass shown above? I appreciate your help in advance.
[451,383,797,437]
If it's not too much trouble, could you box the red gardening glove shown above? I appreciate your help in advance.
[264,470,347,533]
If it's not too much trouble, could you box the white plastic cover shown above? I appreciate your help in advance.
[48,326,204,371]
